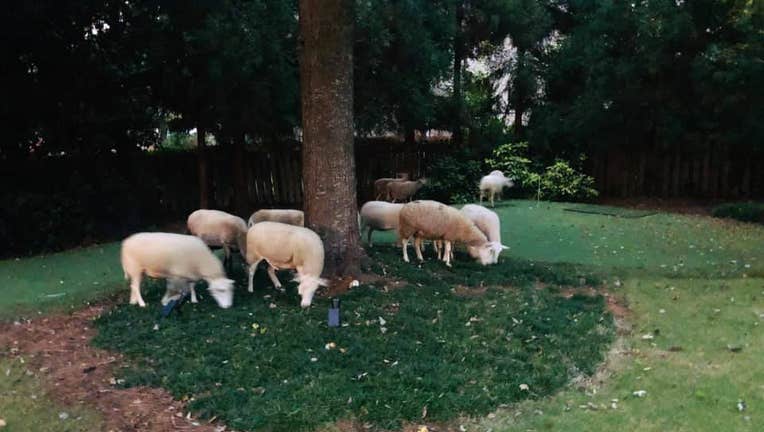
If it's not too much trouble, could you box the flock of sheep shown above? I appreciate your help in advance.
[120,170,514,310]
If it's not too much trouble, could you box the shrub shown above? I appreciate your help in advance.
[712,202,764,224]
[419,151,484,204]
[485,143,598,202]
[539,160,599,202]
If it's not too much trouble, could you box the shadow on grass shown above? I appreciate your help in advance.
[93,249,613,431]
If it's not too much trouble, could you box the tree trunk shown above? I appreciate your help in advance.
[512,49,526,140]
[452,1,465,147]
[197,125,210,209]
[299,0,361,277]
[232,130,248,216]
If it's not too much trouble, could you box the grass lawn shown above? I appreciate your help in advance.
[2,199,764,431]
[0,358,103,431]
[0,242,123,319]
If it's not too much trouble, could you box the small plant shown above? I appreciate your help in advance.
[712,202,764,224]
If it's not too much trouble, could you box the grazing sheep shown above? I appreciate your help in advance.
[373,176,408,200]
[248,209,304,227]
[187,209,248,267]
[479,174,514,207]
[461,204,508,264]
[359,201,404,246]
[121,232,234,309]
[246,221,327,308]
[388,178,427,202]
[397,200,496,267]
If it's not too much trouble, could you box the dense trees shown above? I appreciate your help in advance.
[1,0,761,255]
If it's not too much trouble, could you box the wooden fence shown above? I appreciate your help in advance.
[589,145,763,199]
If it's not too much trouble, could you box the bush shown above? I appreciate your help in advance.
[539,160,599,202]
[419,151,484,204]
[712,202,764,224]
[485,143,598,202]
[484,142,539,195]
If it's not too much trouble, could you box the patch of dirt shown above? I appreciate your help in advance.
[0,305,227,432]
[558,286,630,321]
[452,284,488,297]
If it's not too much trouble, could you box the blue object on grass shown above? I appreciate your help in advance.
[160,291,192,318]
[328,297,341,327]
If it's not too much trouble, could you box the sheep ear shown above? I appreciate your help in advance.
[501,244,509,250]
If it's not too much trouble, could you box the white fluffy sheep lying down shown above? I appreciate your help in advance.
[121,232,234,308]
[460,204,508,264]
[187,209,248,266]
[359,201,404,246]
[248,209,304,227]
[398,200,496,267]
[246,221,326,308]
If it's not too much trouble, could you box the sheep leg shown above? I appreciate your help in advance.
[248,258,263,293]
[129,274,146,307]
[161,279,179,306]
[402,237,410,262]
[414,237,424,262]
[444,241,453,267]
[479,190,484,205]
[367,227,374,247]
[434,240,442,260]
[224,245,235,269]
[490,191,495,208]
[267,266,283,291]
[189,282,198,303]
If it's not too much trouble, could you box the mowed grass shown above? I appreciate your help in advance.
[473,277,764,432]
[0,242,123,319]
[4,199,764,431]
[93,248,613,431]
[0,358,103,431]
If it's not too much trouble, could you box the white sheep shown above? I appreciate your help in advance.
[397,200,497,267]
[460,204,508,263]
[387,178,427,202]
[479,174,514,207]
[187,209,248,267]
[245,221,327,308]
[373,176,408,200]
[121,232,234,308]
[248,209,305,227]
[359,201,404,246]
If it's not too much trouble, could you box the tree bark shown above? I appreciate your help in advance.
[452,1,465,147]
[512,49,526,140]
[299,0,361,277]
[197,124,210,209]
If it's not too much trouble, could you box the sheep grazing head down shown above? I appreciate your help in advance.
[208,278,235,308]
[468,242,509,265]
[295,274,328,308]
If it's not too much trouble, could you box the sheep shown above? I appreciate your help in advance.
[248,209,304,227]
[373,175,408,200]
[121,232,234,309]
[479,174,514,207]
[245,221,327,308]
[359,201,404,246]
[187,209,248,268]
[387,178,427,202]
[460,204,508,264]
[397,200,497,267]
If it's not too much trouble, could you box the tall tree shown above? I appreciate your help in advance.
[299,0,361,277]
